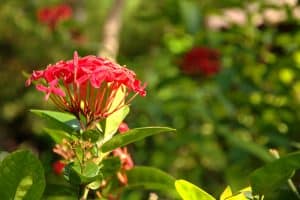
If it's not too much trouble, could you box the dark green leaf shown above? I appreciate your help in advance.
[0,150,45,200]
[250,151,300,197]
[175,179,215,200]
[126,166,178,197]
[30,109,80,134]
[101,157,121,178]
[43,183,77,199]
[43,196,77,200]
[101,127,176,152]
[82,129,101,142]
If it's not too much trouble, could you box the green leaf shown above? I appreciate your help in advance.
[30,109,80,134]
[44,128,71,143]
[250,151,300,197]
[43,183,77,198]
[0,150,45,200]
[66,161,102,185]
[101,127,176,152]
[103,105,130,137]
[43,196,77,200]
[126,166,177,196]
[101,157,121,179]
[82,129,101,142]
[175,179,215,200]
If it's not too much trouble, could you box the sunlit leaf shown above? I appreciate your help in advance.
[220,186,232,200]
[220,186,252,200]
[103,104,129,137]
[175,179,215,200]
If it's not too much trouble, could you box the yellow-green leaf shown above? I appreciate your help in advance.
[175,179,215,200]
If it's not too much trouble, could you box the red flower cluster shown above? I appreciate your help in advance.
[37,4,72,30]
[181,47,221,76]
[26,52,146,125]
[52,160,65,175]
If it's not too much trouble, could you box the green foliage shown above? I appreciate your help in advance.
[82,129,101,143]
[0,150,45,200]
[101,157,121,179]
[65,160,102,185]
[30,109,79,134]
[175,179,215,200]
[101,127,176,152]
[2,0,300,199]
[250,151,300,198]
[126,166,178,196]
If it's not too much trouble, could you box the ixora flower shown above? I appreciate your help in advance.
[113,147,134,185]
[180,47,221,76]
[37,4,72,30]
[52,160,65,175]
[26,52,146,126]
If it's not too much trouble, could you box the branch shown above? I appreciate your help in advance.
[98,0,126,60]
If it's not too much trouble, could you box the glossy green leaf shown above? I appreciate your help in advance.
[126,166,177,196]
[44,128,71,143]
[30,109,80,134]
[101,127,176,152]
[250,151,300,197]
[0,150,45,200]
[175,179,215,200]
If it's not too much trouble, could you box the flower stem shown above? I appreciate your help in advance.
[80,185,90,200]
[288,179,300,200]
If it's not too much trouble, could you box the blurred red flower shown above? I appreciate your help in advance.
[113,147,134,184]
[26,52,146,125]
[37,4,72,30]
[118,122,129,133]
[52,160,65,175]
[180,47,221,76]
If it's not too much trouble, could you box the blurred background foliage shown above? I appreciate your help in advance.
[1,0,300,199]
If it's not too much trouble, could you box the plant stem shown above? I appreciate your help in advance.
[288,179,300,200]
[80,185,90,200]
